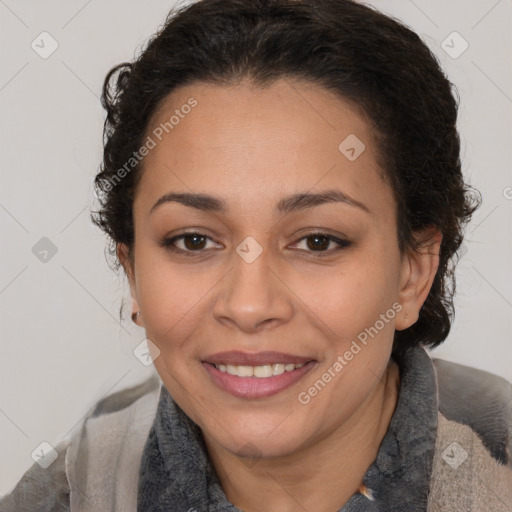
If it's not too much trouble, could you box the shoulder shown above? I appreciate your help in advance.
[87,372,162,419]
[0,438,71,512]
[67,373,162,511]
[427,357,512,511]
[432,357,512,465]
[0,374,162,512]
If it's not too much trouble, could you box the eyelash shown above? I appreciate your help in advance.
[159,231,352,258]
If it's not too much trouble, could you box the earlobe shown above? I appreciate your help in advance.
[130,293,142,326]
[395,227,443,331]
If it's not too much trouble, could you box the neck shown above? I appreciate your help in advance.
[203,359,400,512]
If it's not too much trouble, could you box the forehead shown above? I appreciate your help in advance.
[135,78,394,221]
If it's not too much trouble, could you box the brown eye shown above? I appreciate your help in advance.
[305,234,331,251]
[291,232,351,255]
[160,232,219,257]
[182,233,208,250]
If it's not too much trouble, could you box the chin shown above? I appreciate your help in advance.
[209,419,311,460]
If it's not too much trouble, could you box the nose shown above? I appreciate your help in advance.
[211,242,294,334]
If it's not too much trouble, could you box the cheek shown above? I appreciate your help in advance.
[314,248,400,340]
[135,258,211,355]
[323,246,401,389]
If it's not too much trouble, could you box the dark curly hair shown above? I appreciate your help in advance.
[91,0,481,353]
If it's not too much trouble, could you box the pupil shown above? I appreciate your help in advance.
[308,235,328,251]
[185,234,205,250]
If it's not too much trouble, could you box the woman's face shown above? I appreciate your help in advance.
[120,78,432,458]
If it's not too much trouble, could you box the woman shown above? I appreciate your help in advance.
[1,0,511,511]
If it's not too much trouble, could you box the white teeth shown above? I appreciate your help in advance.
[272,363,285,376]
[214,362,307,378]
[236,365,254,377]
[253,365,273,378]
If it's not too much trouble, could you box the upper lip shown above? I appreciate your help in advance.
[203,351,314,366]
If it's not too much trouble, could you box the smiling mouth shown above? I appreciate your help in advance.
[201,350,316,398]
[208,362,307,378]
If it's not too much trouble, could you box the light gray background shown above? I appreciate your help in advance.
[0,0,511,496]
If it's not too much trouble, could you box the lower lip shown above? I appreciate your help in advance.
[202,361,316,399]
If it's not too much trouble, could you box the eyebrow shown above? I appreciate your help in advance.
[149,189,371,216]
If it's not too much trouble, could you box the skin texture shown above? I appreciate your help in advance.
[118,78,442,512]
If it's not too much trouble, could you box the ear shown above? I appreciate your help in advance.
[117,243,143,327]
[395,227,443,331]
